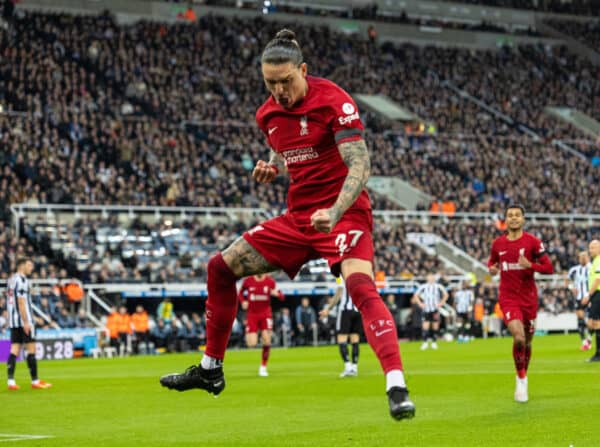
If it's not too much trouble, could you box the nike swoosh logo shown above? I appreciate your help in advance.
[499,251,507,256]
[375,328,393,337]
[268,127,278,135]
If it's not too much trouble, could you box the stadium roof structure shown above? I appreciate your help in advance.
[353,93,421,122]
[544,106,600,138]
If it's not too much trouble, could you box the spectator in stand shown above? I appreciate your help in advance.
[157,298,174,324]
[181,317,201,351]
[318,294,337,345]
[295,298,317,346]
[75,309,89,328]
[106,307,121,351]
[275,307,293,347]
[56,307,76,328]
[151,318,172,352]
[131,305,150,354]
[191,312,206,346]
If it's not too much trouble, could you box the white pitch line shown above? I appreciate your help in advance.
[0,434,54,443]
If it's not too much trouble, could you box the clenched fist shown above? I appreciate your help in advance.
[311,208,337,233]
[252,160,277,184]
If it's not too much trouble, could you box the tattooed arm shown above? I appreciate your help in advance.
[252,149,287,183]
[310,138,370,233]
[331,139,370,223]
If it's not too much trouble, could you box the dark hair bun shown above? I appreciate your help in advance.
[275,29,296,41]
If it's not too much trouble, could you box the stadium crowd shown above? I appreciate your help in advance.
[3,12,599,210]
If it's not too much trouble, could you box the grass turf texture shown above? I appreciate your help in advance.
[1,334,597,447]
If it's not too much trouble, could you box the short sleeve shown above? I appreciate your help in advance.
[16,278,28,299]
[327,89,364,144]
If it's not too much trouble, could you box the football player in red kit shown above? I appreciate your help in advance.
[238,274,284,377]
[161,28,414,420]
[488,204,553,403]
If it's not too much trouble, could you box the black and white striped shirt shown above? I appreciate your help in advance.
[336,278,358,312]
[6,273,34,329]
[454,289,474,314]
[568,263,590,301]
[416,283,447,313]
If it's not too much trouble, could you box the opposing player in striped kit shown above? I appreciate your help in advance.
[566,251,592,350]
[6,258,52,390]
[320,277,363,377]
[454,281,475,343]
[414,274,448,350]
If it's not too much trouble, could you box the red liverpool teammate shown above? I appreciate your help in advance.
[238,274,284,377]
[161,28,415,420]
[488,204,553,403]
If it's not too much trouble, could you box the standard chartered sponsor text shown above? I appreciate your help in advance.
[282,147,319,164]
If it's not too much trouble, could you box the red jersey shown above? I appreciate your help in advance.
[256,76,370,228]
[488,231,553,305]
[238,275,284,315]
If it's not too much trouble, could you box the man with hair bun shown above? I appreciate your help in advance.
[161,29,415,420]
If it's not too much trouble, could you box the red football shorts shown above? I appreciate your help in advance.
[243,210,374,278]
[499,299,537,335]
[246,313,273,333]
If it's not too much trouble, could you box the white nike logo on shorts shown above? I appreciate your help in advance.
[268,127,278,135]
[375,328,393,337]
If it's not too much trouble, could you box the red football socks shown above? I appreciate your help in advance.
[204,253,240,360]
[513,342,527,379]
[346,272,403,373]
[261,345,271,366]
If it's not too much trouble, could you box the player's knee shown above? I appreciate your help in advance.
[514,334,526,347]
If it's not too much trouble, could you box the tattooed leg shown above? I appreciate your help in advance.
[222,237,278,278]
[201,238,278,360]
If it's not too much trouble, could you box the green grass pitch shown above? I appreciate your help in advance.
[1,334,598,447]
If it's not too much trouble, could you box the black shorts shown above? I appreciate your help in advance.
[575,300,588,312]
[589,291,600,320]
[336,310,362,335]
[422,311,440,323]
[10,327,35,344]
[457,312,470,322]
